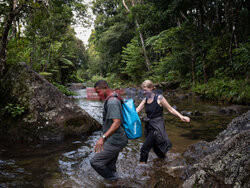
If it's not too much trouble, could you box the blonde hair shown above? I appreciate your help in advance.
[141,80,155,89]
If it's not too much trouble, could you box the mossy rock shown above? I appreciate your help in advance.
[0,62,101,143]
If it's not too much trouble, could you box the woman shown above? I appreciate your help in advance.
[136,80,190,164]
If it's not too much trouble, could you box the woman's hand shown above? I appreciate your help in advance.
[181,116,190,122]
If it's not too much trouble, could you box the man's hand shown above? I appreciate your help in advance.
[94,119,121,153]
[94,137,104,153]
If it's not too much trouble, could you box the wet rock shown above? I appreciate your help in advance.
[183,110,250,187]
[67,83,86,90]
[147,152,187,188]
[148,169,184,188]
[177,94,188,100]
[219,105,250,115]
[147,111,250,187]
[192,110,202,116]
[187,92,194,97]
[0,62,101,142]
[181,110,192,116]
[166,92,176,97]
[181,110,202,116]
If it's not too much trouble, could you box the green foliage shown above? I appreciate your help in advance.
[39,72,53,76]
[204,35,230,78]
[89,73,123,89]
[89,0,135,77]
[192,79,250,104]
[4,103,26,118]
[121,38,145,82]
[76,69,88,81]
[105,73,123,89]
[3,0,88,85]
[59,57,76,68]
[38,72,53,82]
[86,42,106,78]
[85,0,250,104]
[90,75,107,85]
[2,0,250,104]
[53,83,76,96]
[232,40,250,78]
[68,73,85,83]
[146,26,196,81]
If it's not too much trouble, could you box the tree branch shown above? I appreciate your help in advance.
[122,0,131,13]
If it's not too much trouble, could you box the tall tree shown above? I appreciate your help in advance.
[122,0,151,70]
[89,0,134,78]
[0,0,29,78]
[0,0,88,84]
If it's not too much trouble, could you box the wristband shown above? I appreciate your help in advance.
[102,135,106,141]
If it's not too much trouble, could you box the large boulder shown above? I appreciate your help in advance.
[219,105,250,115]
[147,110,250,188]
[182,110,250,188]
[0,62,101,142]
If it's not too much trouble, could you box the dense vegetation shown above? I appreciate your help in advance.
[86,0,249,104]
[0,0,87,86]
[0,0,249,104]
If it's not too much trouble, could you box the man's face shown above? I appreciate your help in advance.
[95,87,107,101]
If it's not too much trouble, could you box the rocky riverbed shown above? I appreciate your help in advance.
[149,110,250,188]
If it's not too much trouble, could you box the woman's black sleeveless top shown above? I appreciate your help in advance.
[145,94,163,119]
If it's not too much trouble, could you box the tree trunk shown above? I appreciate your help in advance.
[229,1,241,79]
[198,0,207,84]
[0,1,23,78]
[122,0,151,70]
[190,47,195,87]
[215,0,221,26]
[135,20,151,70]
[224,1,230,32]
[0,15,15,78]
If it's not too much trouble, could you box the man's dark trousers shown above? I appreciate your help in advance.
[90,142,124,180]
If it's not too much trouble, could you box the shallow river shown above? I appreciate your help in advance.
[0,89,237,187]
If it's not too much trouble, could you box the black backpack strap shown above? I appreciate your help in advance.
[154,93,158,100]
[104,94,113,113]
[104,93,123,112]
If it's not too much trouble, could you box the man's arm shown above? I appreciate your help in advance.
[103,119,121,138]
[94,119,121,153]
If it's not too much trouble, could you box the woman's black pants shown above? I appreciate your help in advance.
[139,129,166,163]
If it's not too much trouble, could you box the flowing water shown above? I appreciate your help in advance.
[0,89,239,187]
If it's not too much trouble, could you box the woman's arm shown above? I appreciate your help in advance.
[159,95,190,122]
[136,98,146,113]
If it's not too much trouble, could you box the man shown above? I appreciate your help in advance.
[90,80,128,181]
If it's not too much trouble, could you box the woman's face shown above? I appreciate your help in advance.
[142,86,153,96]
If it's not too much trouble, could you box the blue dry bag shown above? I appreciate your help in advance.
[121,99,142,139]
